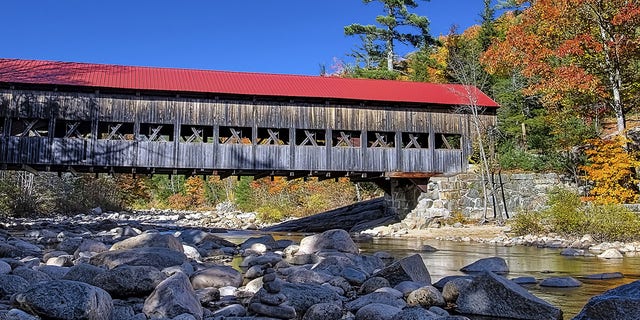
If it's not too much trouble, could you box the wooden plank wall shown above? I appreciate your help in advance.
[0,88,496,175]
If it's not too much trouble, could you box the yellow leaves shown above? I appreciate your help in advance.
[581,136,639,204]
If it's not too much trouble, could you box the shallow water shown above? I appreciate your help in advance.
[222,231,640,319]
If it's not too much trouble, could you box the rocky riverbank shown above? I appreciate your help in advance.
[0,209,639,319]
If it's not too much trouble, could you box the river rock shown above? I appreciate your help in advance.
[373,254,431,286]
[0,260,11,274]
[177,229,236,247]
[359,276,390,294]
[2,309,41,320]
[37,265,69,279]
[582,272,624,280]
[297,229,359,255]
[346,291,406,312]
[573,280,640,320]
[354,303,401,320]
[598,249,624,259]
[561,248,585,256]
[287,268,333,284]
[110,232,184,253]
[540,276,582,288]
[460,256,509,274]
[240,235,279,250]
[0,274,29,299]
[211,304,247,318]
[456,271,562,320]
[391,306,438,320]
[511,276,538,285]
[190,265,243,289]
[0,243,22,258]
[143,272,203,320]
[74,239,109,258]
[394,281,425,297]
[11,267,52,283]
[442,277,472,304]
[62,262,107,284]
[279,282,343,316]
[406,285,445,308]
[91,265,166,297]
[302,302,344,320]
[13,280,113,320]
[89,247,187,269]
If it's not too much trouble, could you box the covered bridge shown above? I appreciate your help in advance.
[0,58,498,213]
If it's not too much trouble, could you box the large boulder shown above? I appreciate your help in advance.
[190,265,243,289]
[143,272,203,320]
[0,274,29,299]
[456,271,562,320]
[91,265,166,297]
[13,280,113,320]
[345,291,406,313]
[373,254,431,286]
[89,247,187,269]
[573,280,640,320]
[110,232,184,253]
[279,282,344,316]
[73,239,109,259]
[406,285,445,308]
[62,263,107,284]
[298,229,359,255]
[302,302,344,320]
[355,303,402,320]
[460,256,509,274]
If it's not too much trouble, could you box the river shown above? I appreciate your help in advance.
[226,231,640,319]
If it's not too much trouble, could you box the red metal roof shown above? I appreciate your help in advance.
[0,58,499,107]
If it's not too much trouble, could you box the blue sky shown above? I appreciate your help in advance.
[2,1,494,76]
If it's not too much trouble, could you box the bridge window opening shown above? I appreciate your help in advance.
[435,133,462,149]
[332,130,361,148]
[402,132,428,149]
[367,131,395,148]
[219,126,252,144]
[257,128,289,145]
[10,118,49,137]
[99,122,135,141]
[296,129,326,146]
[54,121,92,139]
[180,125,212,143]
[140,123,173,142]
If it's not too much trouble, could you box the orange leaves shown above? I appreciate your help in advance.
[581,136,639,204]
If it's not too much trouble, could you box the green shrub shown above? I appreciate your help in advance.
[543,188,586,235]
[256,204,290,223]
[510,210,546,235]
[585,204,640,242]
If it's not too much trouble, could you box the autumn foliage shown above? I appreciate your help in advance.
[581,136,639,204]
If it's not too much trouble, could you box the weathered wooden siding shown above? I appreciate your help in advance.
[0,88,496,176]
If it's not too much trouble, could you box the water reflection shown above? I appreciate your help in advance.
[220,231,640,318]
[358,237,640,318]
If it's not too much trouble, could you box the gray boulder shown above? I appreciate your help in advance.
[456,271,562,320]
[211,304,247,318]
[460,257,509,274]
[2,309,41,320]
[36,265,69,280]
[582,272,624,280]
[0,260,11,274]
[442,277,472,304]
[407,285,445,308]
[298,229,359,255]
[355,303,401,320]
[573,280,640,320]
[302,302,344,320]
[279,282,343,316]
[13,280,113,320]
[190,265,243,289]
[110,232,184,253]
[391,306,438,320]
[143,272,203,320]
[540,277,582,288]
[345,291,406,313]
[178,229,236,247]
[0,274,29,299]
[63,263,107,284]
[89,247,187,269]
[74,239,109,259]
[11,267,52,284]
[359,277,390,295]
[373,254,431,286]
[92,265,166,297]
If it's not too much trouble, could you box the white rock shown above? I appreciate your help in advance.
[598,248,624,259]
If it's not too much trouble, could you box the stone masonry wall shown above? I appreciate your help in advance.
[411,172,573,222]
